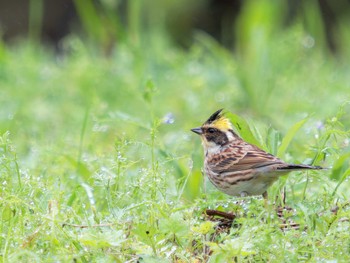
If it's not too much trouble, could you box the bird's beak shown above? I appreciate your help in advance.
[191,127,203,135]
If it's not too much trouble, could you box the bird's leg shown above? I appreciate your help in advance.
[262,191,268,207]
[262,191,268,199]
[282,186,286,205]
[275,187,286,207]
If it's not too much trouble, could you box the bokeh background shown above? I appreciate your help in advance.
[1,0,350,121]
[1,0,350,52]
[1,0,350,261]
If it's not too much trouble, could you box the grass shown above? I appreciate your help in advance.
[1,20,350,262]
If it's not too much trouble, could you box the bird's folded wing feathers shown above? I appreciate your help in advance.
[209,144,285,173]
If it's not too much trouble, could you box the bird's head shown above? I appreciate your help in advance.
[191,109,238,149]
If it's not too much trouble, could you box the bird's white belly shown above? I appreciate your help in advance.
[223,179,270,196]
[210,173,279,197]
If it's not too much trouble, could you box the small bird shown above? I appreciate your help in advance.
[191,109,324,198]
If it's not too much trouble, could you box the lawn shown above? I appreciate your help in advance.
[1,9,350,262]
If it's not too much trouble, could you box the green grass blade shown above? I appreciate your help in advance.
[332,168,350,197]
[330,152,350,181]
[226,112,263,148]
[277,118,309,158]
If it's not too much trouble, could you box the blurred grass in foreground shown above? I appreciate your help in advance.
[1,1,350,261]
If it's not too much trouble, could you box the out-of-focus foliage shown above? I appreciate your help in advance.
[0,0,350,262]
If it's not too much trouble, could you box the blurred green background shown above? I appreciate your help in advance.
[1,0,350,261]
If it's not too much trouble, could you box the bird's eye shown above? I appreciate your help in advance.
[208,128,216,133]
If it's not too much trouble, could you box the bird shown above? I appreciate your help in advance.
[191,109,324,199]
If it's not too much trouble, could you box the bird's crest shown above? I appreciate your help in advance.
[204,109,232,130]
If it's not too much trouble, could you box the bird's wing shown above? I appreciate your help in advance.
[208,142,285,174]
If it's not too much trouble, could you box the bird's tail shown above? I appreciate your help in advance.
[277,164,325,171]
